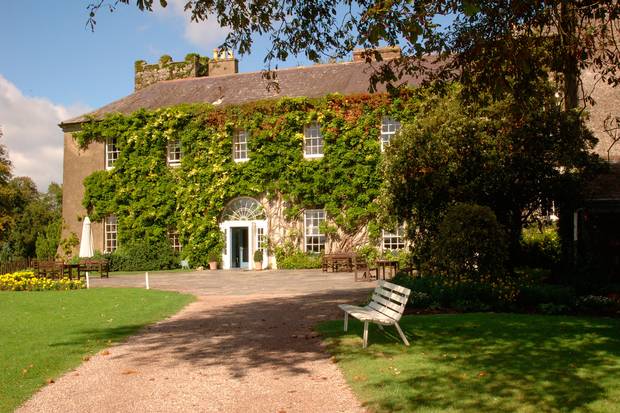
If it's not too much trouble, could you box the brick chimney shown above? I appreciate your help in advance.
[134,53,209,91]
[353,46,402,62]
[208,49,239,77]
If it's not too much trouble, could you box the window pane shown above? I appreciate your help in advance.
[380,117,401,151]
[167,140,182,165]
[105,215,118,253]
[382,225,405,251]
[304,122,324,157]
[304,209,325,252]
[233,130,249,161]
[106,138,120,169]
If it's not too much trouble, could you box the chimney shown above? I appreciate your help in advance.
[208,49,239,77]
[353,46,402,62]
[134,53,208,91]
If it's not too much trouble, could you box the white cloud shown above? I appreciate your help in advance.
[0,75,90,191]
[156,0,229,53]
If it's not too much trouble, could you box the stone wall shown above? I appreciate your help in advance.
[60,127,105,257]
[582,69,620,162]
[134,54,209,91]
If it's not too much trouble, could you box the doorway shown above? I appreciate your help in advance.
[231,227,249,268]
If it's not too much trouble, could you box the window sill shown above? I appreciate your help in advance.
[303,154,324,159]
[233,158,250,163]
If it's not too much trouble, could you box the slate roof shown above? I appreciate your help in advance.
[60,61,424,127]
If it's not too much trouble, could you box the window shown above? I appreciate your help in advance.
[382,226,405,251]
[104,215,118,253]
[304,209,326,252]
[380,117,401,152]
[168,229,181,252]
[233,130,249,162]
[257,227,266,253]
[105,138,120,169]
[167,140,182,166]
[303,122,324,158]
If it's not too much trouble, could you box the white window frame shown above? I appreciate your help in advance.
[104,215,118,253]
[168,229,181,252]
[382,225,405,251]
[303,122,324,159]
[105,138,120,170]
[167,140,182,167]
[233,129,249,162]
[380,117,401,152]
[304,209,326,252]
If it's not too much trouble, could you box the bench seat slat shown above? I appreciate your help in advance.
[337,304,395,324]
[367,301,403,321]
[373,290,409,307]
[378,280,411,295]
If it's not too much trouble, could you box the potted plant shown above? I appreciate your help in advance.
[207,250,220,270]
[253,249,263,270]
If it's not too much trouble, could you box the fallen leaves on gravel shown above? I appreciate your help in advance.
[121,369,139,375]
[100,350,110,356]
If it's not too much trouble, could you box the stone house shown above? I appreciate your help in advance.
[60,47,419,269]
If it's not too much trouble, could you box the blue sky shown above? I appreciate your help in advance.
[0,1,314,189]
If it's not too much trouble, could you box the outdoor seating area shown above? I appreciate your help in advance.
[322,253,401,281]
[33,259,109,280]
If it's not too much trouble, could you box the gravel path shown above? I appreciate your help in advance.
[17,271,372,413]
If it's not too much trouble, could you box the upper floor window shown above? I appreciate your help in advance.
[167,140,182,166]
[104,215,118,253]
[304,122,324,158]
[105,138,119,170]
[380,117,401,152]
[233,130,249,162]
[382,225,405,251]
[304,209,326,252]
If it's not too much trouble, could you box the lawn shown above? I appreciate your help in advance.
[0,288,194,413]
[318,313,620,413]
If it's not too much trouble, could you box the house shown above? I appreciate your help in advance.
[59,48,620,271]
[59,47,420,268]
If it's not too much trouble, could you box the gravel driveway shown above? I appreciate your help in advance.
[17,270,373,413]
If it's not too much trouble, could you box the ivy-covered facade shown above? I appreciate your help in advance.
[59,49,421,268]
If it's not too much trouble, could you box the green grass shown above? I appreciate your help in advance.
[0,288,194,412]
[318,313,620,413]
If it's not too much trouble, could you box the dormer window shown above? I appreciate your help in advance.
[167,140,182,166]
[233,130,249,162]
[105,138,119,170]
[303,122,324,158]
[380,117,401,152]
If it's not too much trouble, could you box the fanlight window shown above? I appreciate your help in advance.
[221,197,265,221]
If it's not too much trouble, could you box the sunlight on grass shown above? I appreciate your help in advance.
[318,313,620,413]
[0,288,194,413]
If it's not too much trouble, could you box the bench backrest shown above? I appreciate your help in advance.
[368,280,411,322]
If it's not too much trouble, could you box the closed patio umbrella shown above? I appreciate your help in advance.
[79,216,94,258]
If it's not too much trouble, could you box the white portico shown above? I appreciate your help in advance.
[219,197,268,270]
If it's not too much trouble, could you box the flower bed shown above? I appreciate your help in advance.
[0,271,84,291]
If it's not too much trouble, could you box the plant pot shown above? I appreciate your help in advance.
[254,261,262,271]
[209,261,218,270]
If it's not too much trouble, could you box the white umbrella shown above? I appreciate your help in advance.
[79,217,94,289]
[79,216,94,258]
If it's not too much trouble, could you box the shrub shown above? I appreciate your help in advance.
[520,224,561,269]
[253,249,263,262]
[576,295,618,312]
[427,203,509,282]
[274,242,322,269]
[107,238,178,272]
[516,284,576,308]
[0,271,84,291]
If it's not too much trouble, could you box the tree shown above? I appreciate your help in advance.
[0,126,14,237]
[88,1,620,108]
[381,84,604,267]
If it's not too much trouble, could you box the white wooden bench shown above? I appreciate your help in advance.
[338,280,411,348]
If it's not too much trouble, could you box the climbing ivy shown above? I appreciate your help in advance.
[76,91,423,265]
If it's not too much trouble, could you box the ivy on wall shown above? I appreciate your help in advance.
[76,91,423,265]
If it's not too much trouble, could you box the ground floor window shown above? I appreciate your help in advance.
[382,226,405,251]
[304,209,326,252]
[105,215,118,253]
[168,229,181,252]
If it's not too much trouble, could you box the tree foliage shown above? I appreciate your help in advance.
[88,1,620,107]
[382,83,604,266]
